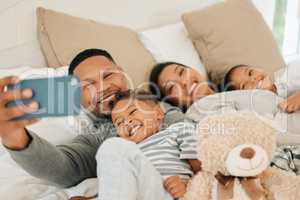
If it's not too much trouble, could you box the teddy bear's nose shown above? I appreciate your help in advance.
[240,147,256,159]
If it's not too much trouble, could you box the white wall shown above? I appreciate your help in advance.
[252,0,276,30]
[0,0,275,69]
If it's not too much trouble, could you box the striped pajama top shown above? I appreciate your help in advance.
[137,122,198,180]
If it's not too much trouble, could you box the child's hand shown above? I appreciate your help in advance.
[163,176,187,198]
[279,92,300,113]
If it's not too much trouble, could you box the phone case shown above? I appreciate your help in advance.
[7,75,81,120]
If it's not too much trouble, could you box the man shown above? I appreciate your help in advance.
[0,49,186,187]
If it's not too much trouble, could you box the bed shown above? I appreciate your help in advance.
[0,0,293,199]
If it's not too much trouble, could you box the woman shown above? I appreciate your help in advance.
[149,62,300,175]
[149,61,300,136]
[149,62,216,111]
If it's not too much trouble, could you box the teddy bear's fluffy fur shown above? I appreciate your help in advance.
[184,112,300,200]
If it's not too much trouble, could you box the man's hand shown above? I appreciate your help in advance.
[279,92,300,113]
[0,76,39,150]
[163,176,187,198]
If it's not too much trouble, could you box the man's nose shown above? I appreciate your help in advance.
[96,78,109,90]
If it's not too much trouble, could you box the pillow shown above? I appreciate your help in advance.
[0,66,55,80]
[37,7,155,88]
[139,22,207,77]
[182,0,285,85]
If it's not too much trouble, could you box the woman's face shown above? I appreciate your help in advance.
[158,64,215,108]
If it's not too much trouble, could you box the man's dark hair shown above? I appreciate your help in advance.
[110,89,159,110]
[149,62,186,99]
[69,48,115,75]
[222,65,248,92]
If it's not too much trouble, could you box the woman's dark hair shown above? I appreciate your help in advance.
[222,65,248,92]
[69,48,115,75]
[149,62,186,100]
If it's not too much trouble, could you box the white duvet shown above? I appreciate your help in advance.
[0,115,98,200]
[0,149,98,199]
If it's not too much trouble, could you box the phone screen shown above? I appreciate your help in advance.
[7,75,81,120]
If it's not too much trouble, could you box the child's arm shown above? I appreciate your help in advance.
[163,176,188,198]
[188,159,202,174]
[279,92,300,113]
[175,122,201,172]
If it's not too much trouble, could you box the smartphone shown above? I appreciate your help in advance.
[7,75,81,120]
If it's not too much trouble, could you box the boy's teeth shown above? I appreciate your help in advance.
[130,125,141,136]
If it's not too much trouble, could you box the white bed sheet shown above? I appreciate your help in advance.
[0,150,98,200]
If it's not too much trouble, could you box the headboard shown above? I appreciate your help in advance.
[0,0,275,69]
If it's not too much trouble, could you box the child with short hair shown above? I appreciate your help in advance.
[97,90,201,200]
[223,64,300,113]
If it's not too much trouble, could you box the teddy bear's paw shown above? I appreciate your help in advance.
[268,179,300,200]
[262,168,300,200]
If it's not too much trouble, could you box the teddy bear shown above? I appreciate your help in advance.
[183,111,300,200]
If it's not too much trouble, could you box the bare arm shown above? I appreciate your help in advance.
[164,176,188,199]
[279,92,300,113]
[188,159,202,174]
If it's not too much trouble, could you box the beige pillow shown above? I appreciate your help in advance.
[182,0,285,85]
[37,7,155,88]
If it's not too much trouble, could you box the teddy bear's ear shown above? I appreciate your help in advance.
[197,112,238,138]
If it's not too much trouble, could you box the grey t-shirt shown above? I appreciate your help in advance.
[186,90,300,140]
[6,103,187,188]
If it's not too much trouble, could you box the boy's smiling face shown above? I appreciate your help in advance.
[111,97,164,143]
[229,66,275,91]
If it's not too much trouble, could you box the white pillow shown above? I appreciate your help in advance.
[139,22,207,77]
[0,66,81,145]
[0,66,55,80]
[0,66,69,79]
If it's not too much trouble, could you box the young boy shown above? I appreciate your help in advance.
[223,64,300,113]
[97,90,201,200]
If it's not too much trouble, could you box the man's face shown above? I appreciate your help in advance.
[111,98,164,143]
[74,56,129,116]
[229,66,274,91]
